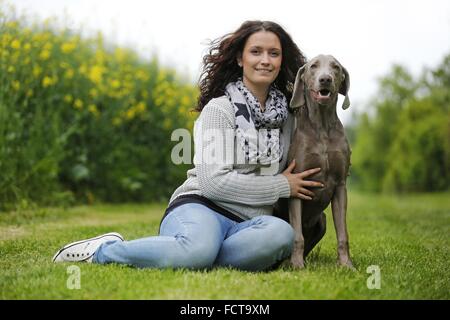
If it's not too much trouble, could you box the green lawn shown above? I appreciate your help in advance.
[0,192,449,299]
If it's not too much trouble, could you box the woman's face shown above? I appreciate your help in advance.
[238,31,282,91]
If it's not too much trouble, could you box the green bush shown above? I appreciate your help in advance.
[0,10,197,210]
[350,56,450,193]
[382,97,448,192]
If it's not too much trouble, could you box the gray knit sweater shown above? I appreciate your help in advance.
[168,95,295,220]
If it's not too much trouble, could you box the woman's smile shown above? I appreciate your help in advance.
[255,68,273,73]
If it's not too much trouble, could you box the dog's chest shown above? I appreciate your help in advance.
[289,129,350,185]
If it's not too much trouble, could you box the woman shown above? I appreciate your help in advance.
[53,20,323,271]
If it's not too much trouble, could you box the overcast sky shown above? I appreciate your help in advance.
[8,0,450,124]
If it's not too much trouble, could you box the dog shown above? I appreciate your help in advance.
[275,54,354,269]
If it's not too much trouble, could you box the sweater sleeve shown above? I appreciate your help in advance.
[195,99,291,206]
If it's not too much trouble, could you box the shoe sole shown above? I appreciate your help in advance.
[52,232,124,262]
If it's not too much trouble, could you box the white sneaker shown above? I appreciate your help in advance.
[52,232,124,263]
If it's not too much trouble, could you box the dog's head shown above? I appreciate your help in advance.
[290,54,350,110]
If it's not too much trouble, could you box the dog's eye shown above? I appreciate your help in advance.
[310,64,317,69]
[332,64,340,71]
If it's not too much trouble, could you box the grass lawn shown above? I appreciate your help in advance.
[0,191,449,299]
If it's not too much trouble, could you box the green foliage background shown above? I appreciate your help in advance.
[0,6,448,211]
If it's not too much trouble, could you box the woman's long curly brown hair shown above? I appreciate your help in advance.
[196,20,306,112]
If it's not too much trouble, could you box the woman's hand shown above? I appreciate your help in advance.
[282,159,324,200]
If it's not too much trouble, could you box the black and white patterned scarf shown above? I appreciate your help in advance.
[225,79,288,166]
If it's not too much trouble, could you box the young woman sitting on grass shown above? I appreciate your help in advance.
[53,20,322,271]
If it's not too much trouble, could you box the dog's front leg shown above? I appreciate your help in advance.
[289,197,305,268]
[331,184,354,269]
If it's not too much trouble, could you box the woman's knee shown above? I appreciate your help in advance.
[160,204,224,268]
[257,215,295,252]
[191,242,221,268]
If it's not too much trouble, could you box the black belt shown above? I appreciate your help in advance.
[159,194,244,233]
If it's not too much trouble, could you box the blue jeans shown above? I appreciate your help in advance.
[93,203,294,271]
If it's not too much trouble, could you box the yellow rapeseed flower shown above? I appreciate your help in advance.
[31,33,40,42]
[88,104,99,117]
[33,66,42,77]
[26,89,33,97]
[64,94,73,103]
[74,99,83,110]
[7,66,15,73]
[39,49,51,60]
[43,42,53,52]
[61,42,76,54]
[12,80,20,91]
[24,43,31,51]
[181,95,191,106]
[125,108,136,120]
[166,87,176,99]
[136,101,146,113]
[42,76,54,88]
[111,79,121,89]
[89,65,104,84]
[11,39,20,49]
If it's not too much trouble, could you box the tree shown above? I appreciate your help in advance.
[351,55,449,192]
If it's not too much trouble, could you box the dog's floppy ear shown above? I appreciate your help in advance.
[339,66,350,110]
[290,65,307,110]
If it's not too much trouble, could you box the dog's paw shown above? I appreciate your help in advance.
[290,256,306,269]
[337,258,356,271]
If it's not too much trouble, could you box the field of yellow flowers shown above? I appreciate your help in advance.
[0,9,198,210]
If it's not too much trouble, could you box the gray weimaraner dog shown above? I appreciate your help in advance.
[275,54,354,269]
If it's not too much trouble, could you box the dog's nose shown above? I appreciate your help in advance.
[319,74,332,85]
